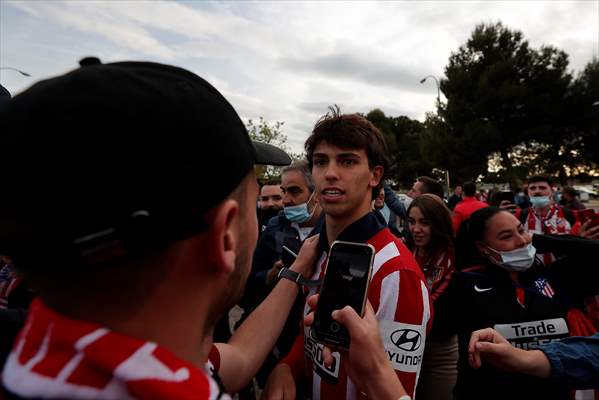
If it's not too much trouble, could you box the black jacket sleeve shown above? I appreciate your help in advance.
[533,234,599,301]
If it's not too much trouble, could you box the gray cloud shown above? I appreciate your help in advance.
[2,0,596,154]
[297,101,336,114]
[280,52,430,94]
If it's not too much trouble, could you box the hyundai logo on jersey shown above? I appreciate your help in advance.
[391,329,422,352]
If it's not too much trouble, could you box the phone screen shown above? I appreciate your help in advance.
[312,241,374,348]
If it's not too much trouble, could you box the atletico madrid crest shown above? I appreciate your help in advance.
[534,277,555,298]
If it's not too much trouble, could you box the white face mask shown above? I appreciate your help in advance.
[486,243,537,272]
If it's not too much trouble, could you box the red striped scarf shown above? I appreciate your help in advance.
[415,249,455,303]
[527,205,572,265]
[2,299,229,399]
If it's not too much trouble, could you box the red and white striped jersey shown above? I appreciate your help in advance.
[525,205,572,236]
[2,299,230,400]
[282,213,432,400]
[525,205,572,266]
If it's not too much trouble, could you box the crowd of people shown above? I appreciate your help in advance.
[0,57,598,400]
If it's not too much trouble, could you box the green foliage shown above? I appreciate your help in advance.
[435,22,579,185]
[247,117,287,149]
[565,59,599,170]
[366,109,432,187]
[246,117,303,181]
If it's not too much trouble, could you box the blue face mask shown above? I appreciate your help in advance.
[284,193,315,223]
[530,196,551,208]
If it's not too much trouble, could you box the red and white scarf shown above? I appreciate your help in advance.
[2,299,229,399]
[527,205,572,265]
[414,249,454,303]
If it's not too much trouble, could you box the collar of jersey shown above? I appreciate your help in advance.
[317,211,386,253]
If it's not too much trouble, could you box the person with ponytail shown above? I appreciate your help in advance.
[406,194,458,400]
[434,207,599,400]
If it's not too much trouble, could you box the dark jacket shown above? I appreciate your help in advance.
[383,182,407,222]
[382,182,408,238]
[237,212,323,384]
[447,194,462,210]
[246,212,323,302]
[434,234,599,400]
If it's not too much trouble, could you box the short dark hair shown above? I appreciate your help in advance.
[528,175,553,186]
[305,106,389,198]
[455,206,504,269]
[262,180,281,187]
[463,182,477,197]
[407,194,454,254]
[418,176,444,199]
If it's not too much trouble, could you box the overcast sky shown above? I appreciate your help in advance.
[1,1,598,152]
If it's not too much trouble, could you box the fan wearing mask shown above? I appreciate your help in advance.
[434,207,599,400]
[239,160,323,387]
[520,176,576,265]
[258,180,284,233]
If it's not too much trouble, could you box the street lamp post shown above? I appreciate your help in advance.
[420,75,440,106]
[0,67,31,77]
[432,168,451,199]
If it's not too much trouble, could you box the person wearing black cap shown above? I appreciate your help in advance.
[0,59,322,399]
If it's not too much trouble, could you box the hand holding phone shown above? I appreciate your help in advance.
[305,295,409,399]
[311,240,375,349]
[577,209,599,240]
[577,209,599,227]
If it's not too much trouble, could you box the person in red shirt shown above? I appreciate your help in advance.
[452,182,488,232]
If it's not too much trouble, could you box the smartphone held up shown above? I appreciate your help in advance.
[311,240,375,349]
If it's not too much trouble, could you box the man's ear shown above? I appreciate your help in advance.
[369,165,384,188]
[204,199,239,275]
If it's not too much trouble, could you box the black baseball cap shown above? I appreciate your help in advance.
[0,84,10,111]
[0,59,291,268]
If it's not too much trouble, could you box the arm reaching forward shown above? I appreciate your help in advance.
[216,235,319,393]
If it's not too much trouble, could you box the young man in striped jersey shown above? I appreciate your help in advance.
[263,109,432,400]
